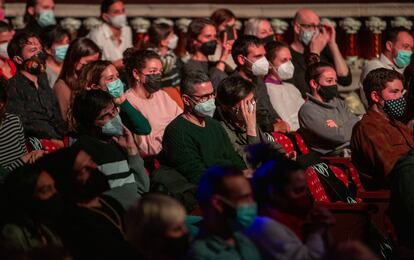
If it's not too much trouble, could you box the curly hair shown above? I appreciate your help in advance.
[363,68,404,105]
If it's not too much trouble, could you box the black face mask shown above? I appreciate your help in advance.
[71,169,109,203]
[318,84,338,101]
[262,34,276,45]
[30,193,63,222]
[200,40,217,56]
[22,52,47,75]
[163,234,190,259]
[143,73,162,94]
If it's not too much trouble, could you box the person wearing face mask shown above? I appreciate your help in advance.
[289,8,351,98]
[188,165,262,259]
[160,72,247,185]
[244,18,276,46]
[88,0,132,69]
[0,21,16,80]
[22,0,56,35]
[125,194,191,260]
[2,164,63,251]
[6,32,65,141]
[351,68,414,248]
[265,41,305,132]
[123,49,182,157]
[359,27,414,107]
[231,35,289,134]
[298,62,359,156]
[71,90,149,210]
[41,25,70,89]
[183,18,232,88]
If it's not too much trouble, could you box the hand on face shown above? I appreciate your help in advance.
[309,28,330,55]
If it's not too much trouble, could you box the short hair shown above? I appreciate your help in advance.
[197,165,244,210]
[181,72,210,96]
[216,75,254,107]
[186,18,216,54]
[71,89,114,133]
[124,194,186,258]
[123,48,161,86]
[40,25,70,49]
[24,0,37,24]
[265,41,289,62]
[210,8,236,27]
[7,31,40,60]
[148,23,174,47]
[0,21,13,34]
[382,26,413,50]
[363,68,404,105]
[100,0,121,14]
[232,35,263,67]
[244,18,269,37]
[305,61,335,86]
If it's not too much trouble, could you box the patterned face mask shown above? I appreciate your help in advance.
[382,96,407,119]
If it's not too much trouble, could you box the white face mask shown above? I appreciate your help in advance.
[246,56,269,76]
[108,14,127,28]
[167,34,179,50]
[300,28,318,46]
[0,42,8,58]
[275,60,295,80]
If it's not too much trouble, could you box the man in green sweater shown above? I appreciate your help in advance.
[160,72,247,184]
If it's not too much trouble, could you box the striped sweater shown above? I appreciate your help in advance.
[0,113,27,172]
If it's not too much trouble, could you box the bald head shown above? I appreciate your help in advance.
[294,8,320,25]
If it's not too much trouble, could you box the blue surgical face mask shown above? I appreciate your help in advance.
[54,44,69,62]
[102,114,123,137]
[37,10,56,27]
[394,50,412,69]
[300,28,317,46]
[220,196,257,230]
[193,98,216,118]
[106,79,124,98]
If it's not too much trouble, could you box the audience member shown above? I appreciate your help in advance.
[23,0,56,35]
[289,8,351,97]
[71,90,149,209]
[41,25,70,88]
[188,165,262,259]
[160,72,247,184]
[0,21,16,80]
[123,49,181,156]
[404,53,414,122]
[54,37,101,121]
[6,32,65,140]
[125,194,190,260]
[88,0,132,68]
[265,41,304,131]
[298,62,359,155]
[244,18,275,45]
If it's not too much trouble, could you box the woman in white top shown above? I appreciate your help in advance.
[264,41,305,131]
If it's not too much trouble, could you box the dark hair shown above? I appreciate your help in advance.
[305,61,335,86]
[210,8,236,28]
[363,68,404,106]
[59,37,102,90]
[181,72,210,96]
[187,18,216,54]
[71,89,114,133]
[123,48,161,86]
[216,75,254,107]
[0,78,7,123]
[0,21,13,33]
[148,23,174,47]
[197,165,244,210]
[7,31,40,60]
[232,35,263,67]
[265,40,289,62]
[40,25,70,50]
[382,26,413,50]
[24,0,37,24]
[100,0,121,14]
[76,60,113,95]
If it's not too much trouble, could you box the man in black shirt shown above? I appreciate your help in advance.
[6,32,65,140]
[288,8,352,97]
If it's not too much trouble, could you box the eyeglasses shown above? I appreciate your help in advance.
[190,91,216,103]
[300,23,322,30]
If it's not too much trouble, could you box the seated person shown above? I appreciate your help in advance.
[75,60,151,135]
[298,61,359,155]
[159,72,246,184]
[215,75,286,166]
[0,21,16,80]
[265,41,305,131]
[71,90,149,209]
[123,49,182,156]
[244,18,275,45]
[289,8,351,97]
[231,35,289,133]
[6,32,65,140]
[351,68,414,247]
[22,0,56,35]
[188,165,262,259]
[183,18,231,86]
[41,25,70,88]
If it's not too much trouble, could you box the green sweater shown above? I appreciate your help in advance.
[119,100,151,135]
[160,115,246,184]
